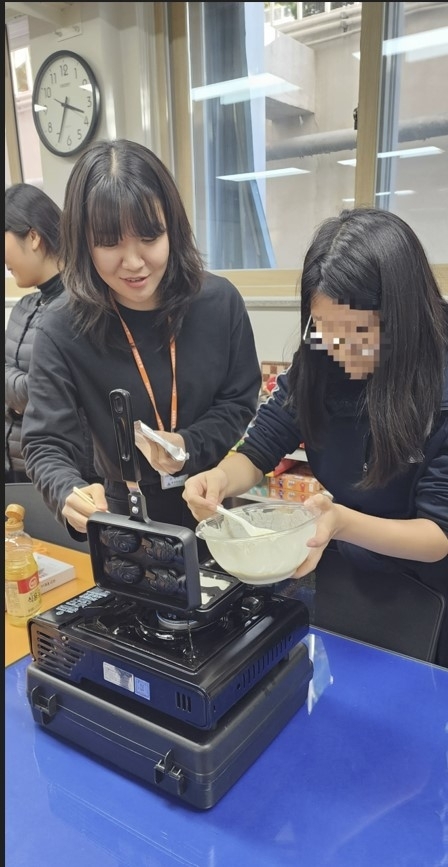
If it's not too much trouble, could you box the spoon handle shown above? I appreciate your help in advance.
[215,504,271,537]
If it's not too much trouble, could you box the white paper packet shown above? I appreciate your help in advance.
[134,420,189,463]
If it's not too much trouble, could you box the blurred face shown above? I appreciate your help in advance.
[308,294,381,379]
[5,230,42,288]
[90,231,170,311]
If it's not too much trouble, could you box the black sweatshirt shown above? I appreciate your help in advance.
[21,272,261,528]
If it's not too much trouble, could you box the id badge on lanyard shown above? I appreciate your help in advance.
[160,472,189,490]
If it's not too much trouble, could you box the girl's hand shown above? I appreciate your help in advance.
[183,468,229,521]
[293,492,340,579]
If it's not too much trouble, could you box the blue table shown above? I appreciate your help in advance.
[6,630,448,867]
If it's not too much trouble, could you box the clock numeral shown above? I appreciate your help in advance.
[59,63,69,77]
[77,129,82,140]
[67,135,72,147]
[87,96,92,108]
[84,116,89,125]
[48,122,53,133]
[42,86,52,98]
[49,72,57,85]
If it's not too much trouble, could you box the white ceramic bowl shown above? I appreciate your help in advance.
[196,502,319,585]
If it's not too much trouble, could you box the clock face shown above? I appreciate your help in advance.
[32,51,101,157]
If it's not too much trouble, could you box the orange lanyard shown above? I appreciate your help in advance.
[110,294,177,432]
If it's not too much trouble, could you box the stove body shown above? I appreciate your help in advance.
[27,512,313,808]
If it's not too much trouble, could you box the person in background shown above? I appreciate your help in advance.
[5,183,98,485]
[183,208,448,666]
[21,139,261,541]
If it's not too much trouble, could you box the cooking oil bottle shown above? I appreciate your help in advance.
[5,503,41,626]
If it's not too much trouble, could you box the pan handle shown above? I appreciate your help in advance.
[109,389,149,522]
[109,389,142,484]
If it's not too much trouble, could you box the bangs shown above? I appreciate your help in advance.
[87,178,165,246]
[318,263,380,312]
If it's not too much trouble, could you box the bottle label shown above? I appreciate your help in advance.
[17,572,40,594]
[5,570,41,618]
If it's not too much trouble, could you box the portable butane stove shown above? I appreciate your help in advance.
[26,389,312,808]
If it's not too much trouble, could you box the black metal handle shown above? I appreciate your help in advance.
[109,389,141,484]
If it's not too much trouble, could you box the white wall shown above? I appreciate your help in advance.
[5,294,300,363]
[246,302,301,364]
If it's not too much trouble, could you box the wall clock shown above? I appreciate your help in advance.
[32,50,101,157]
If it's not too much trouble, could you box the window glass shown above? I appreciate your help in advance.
[187,1,362,270]
[6,16,43,189]
[5,133,13,188]
[374,2,448,262]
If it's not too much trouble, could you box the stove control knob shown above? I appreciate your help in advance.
[242,595,263,615]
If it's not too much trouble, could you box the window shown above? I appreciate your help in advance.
[374,1,448,264]
[187,1,362,271]
[6,16,43,188]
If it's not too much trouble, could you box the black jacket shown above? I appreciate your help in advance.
[21,272,261,526]
[238,360,448,579]
[6,275,98,482]
[6,275,64,475]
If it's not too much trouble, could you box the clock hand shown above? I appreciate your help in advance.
[58,97,68,142]
[64,102,84,115]
[54,97,84,114]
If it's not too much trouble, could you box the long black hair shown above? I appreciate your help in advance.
[5,182,61,259]
[60,139,204,346]
[288,207,448,487]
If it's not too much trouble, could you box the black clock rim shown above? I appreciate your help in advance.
[31,50,101,158]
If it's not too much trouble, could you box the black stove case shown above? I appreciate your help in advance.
[27,641,312,810]
[25,514,313,809]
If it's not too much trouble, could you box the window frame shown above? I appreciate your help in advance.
[167,2,385,299]
[5,27,23,185]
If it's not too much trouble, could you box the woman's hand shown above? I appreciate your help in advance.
[293,492,340,579]
[135,430,187,476]
[62,483,108,533]
[183,468,229,521]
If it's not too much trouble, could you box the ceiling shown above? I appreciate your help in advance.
[5,2,73,27]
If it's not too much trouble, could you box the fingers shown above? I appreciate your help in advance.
[182,486,218,522]
[303,492,339,548]
[292,549,323,579]
[63,483,108,533]
[184,470,227,506]
[152,444,185,475]
[62,499,89,533]
[135,433,186,475]
[183,470,227,521]
[306,524,333,547]
[83,483,109,510]
[304,492,333,514]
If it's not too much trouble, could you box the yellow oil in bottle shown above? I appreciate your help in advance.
[5,503,41,626]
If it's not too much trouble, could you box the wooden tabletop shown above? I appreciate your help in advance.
[5,540,94,667]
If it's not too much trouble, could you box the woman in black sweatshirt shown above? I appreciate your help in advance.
[20,141,261,539]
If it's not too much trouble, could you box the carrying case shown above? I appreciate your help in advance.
[27,641,312,810]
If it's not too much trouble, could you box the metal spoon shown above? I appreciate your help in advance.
[215,505,275,537]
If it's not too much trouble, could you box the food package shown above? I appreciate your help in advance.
[269,467,323,498]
